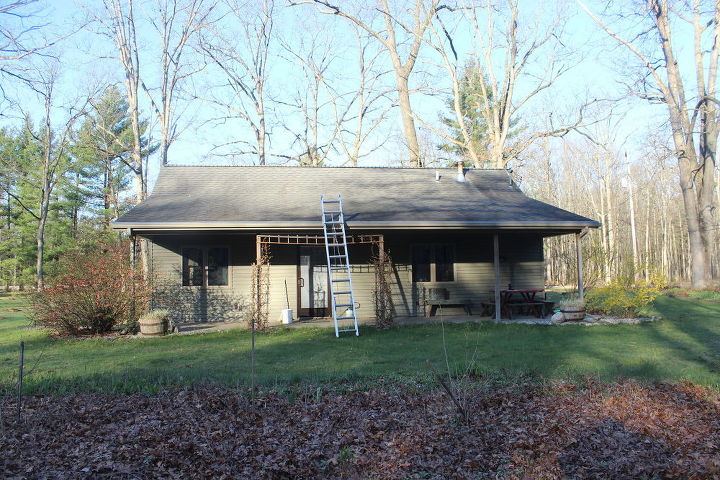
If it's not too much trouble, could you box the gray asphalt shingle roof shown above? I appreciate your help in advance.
[113,166,599,230]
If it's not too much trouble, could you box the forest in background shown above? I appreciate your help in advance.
[0,0,717,290]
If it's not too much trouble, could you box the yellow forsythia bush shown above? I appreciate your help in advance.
[586,270,667,318]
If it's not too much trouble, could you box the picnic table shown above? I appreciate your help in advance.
[500,289,545,319]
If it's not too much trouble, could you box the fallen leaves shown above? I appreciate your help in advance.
[1,380,719,479]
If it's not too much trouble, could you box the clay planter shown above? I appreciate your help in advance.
[560,306,586,321]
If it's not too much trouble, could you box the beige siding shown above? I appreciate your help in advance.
[144,231,544,324]
[148,234,255,323]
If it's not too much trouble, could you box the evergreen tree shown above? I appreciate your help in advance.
[72,86,154,229]
[438,62,520,167]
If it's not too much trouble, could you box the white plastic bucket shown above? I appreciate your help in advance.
[281,309,293,324]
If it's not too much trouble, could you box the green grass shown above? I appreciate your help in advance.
[1,291,719,394]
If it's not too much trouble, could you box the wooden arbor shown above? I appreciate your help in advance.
[252,233,385,323]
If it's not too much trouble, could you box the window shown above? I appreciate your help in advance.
[435,245,455,282]
[207,247,229,286]
[411,244,455,282]
[182,247,229,286]
[411,245,431,282]
[182,248,204,286]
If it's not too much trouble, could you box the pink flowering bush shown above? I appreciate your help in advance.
[32,242,151,335]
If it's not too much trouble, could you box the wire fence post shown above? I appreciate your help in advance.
[17,341,24,421]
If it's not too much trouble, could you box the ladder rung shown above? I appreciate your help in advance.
[326,232,342,235]
[332,278,350,282]
[330,266,347,270]
[323,200,340,204]
[325,220,342,224]
[334,291,352,295]
[335,304,353,308]
[329,254,345,258]
[336,318,355,322]
[324,210,341,214]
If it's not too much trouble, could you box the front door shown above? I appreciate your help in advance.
[298,247,329,317]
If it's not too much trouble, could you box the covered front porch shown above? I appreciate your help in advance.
[251,228,589,325]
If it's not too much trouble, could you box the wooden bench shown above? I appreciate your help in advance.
[425,299,472,316]
[481,299,554,319]
[505,301,544,319]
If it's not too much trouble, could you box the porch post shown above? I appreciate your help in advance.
[129,229,136,270]
[130,229,136,320]
[493,233,501,321]
[576,231,584,301]
[255,235,262,315]
[378,234,385,263]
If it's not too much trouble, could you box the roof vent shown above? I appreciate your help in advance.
[435,170,440,181]
[456,160,465,183]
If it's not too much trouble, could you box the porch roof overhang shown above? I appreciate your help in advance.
[114,219,599,233]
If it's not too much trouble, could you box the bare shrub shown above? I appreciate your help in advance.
[32,242,151,335]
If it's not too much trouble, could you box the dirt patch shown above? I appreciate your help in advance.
[1,380,719,479]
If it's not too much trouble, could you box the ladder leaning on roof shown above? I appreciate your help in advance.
[320,194,359,337]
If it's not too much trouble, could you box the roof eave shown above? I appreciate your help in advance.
[112,220,601,232]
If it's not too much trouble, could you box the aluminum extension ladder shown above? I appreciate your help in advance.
[320,194,359,337]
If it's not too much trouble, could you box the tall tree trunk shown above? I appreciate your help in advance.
[678,156,708,288]
[395,73,421,167]
[35,209,47,290]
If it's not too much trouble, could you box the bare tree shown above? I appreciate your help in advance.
[279,29,343,166]
[142,0,216,167]
[96,0,146,202]
[2,61,92,289]
[579,0,719,288]
[332,28,394,166]
[0,1,70,102]
[278,22,394,166]
[93,0,155,277]
[0,1,45,61]
[425,0,593,169]
[199,0,273,165]
[292,0,444,167]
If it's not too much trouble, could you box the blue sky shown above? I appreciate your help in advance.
[1,0,699,189]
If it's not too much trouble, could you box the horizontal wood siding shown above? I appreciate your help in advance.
[145,231,544,323]
[380,231,544,317]
[148,234,254,323]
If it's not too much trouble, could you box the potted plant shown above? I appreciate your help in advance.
[559,298,586,321]
[139,309,171,336]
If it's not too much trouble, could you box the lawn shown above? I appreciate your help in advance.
[1,291,719,394]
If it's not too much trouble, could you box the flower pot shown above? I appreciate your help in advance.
[139,316,168,336]
[560,306,586,321]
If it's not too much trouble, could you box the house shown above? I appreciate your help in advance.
[112,164,600,325]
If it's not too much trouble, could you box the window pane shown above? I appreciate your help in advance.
[435,244,455,282]
[207,247,229,286]
[411,245,431,282]
[182,248,204,286]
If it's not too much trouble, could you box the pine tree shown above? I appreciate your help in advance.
[438,62,520,167]
[72,86,155,229]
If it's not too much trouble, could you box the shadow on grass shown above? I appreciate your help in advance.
[3,294,720,394]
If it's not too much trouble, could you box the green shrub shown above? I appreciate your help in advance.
[586,270,666,318]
